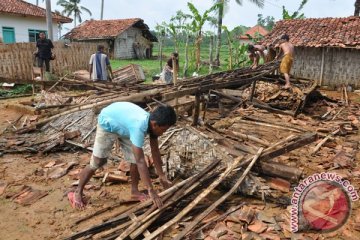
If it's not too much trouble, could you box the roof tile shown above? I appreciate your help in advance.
[262,17,360,48]
[64,18,157,42]
[0,0,71,23]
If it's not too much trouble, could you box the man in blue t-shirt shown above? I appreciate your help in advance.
[68,102,177,209]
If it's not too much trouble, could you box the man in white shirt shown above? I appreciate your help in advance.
[89,45,113,81]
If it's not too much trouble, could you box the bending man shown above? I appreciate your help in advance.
[69,102,177,209]
[247,44,265,69]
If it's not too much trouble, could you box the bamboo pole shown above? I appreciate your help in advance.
[142,156,243,240]
[311,128,339,155]
[230,130,271,146]
[16,88,162,133]
[66,175,197,240]
[115,159,221,240]
[173,148,264,240]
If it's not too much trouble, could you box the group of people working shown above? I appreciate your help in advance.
[247,34,294,89]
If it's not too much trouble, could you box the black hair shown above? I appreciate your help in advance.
[150,105,177,126]
[172,52,179,58]
[281,34,289,41]
[97,45,105,51]
[247,44,255,52]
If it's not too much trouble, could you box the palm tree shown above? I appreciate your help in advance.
[57,0,92,27]
[214,0,264,66]
[355,0,360,16]
[187,2,219,70]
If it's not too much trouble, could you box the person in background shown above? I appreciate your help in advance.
[89,45,114,81]
[36,32,54,80]
[160,52,179,84]
[68,102,177,210]
[276,34,295,89]
[247,44,266,69]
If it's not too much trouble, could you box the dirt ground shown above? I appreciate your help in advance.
[0,90,359,240]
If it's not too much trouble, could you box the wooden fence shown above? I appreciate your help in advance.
[0,42,98,80]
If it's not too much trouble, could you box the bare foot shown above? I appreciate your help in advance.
[68,191,86,210]
[282,84,291,89]
[130,191,149,202]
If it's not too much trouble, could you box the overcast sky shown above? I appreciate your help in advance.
[26,0,356,33]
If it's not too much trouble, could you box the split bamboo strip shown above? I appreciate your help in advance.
[141,156,244,240]
[173,147,264,240]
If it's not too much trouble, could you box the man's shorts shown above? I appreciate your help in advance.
[37,58,50,72]
[90,124,136,169]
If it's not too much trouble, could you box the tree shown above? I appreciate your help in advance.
[257,14,275,31]
[57,0,92,27]
[214,0,264,66]
[187,2,219,70]
[355,0,360,16]
[282,0,308,19]
[155,23,167,72]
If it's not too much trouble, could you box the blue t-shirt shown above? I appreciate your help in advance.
[98,102,150,148]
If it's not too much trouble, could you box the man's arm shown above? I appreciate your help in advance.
[89,64,93,80]
[89,55,94,80]
[275,43,284,60]
[150,137,172,189]
[49,39,54,49]
[132,145,163,208]
[105,56,114,79]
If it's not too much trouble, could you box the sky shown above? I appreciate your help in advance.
[26,0,356,34]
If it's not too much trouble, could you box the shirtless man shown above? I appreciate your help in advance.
[276,34,294,89]
[247,44,266,69]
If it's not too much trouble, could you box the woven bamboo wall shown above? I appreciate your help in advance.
[292,47,360,88]
[0,42,98,80]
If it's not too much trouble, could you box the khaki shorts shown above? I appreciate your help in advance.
[90,124,136,169]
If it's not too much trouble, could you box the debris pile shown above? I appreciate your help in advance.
[0,60,359,239]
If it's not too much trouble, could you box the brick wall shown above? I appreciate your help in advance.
[0,41,98,80]
[293,47,360,87]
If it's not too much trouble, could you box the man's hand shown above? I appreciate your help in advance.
[148,188,163,209]
[159,175,172,189]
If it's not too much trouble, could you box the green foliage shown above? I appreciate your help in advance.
[235,0,265,8]
[257,14,275,30]
[57,0,92,26]
[0,84,32,97]
[282,0,308,19]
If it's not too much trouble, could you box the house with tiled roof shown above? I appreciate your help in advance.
[64,18,157,59]
[0,0,72,43]
[238,25,269,45]
[262,16,360,87]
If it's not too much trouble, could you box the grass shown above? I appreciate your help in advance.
[0,84,32,97]
[110,45,239,82]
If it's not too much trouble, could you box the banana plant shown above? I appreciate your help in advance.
[187,2,219,70]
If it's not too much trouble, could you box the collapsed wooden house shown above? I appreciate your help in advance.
[0,61,358,239]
